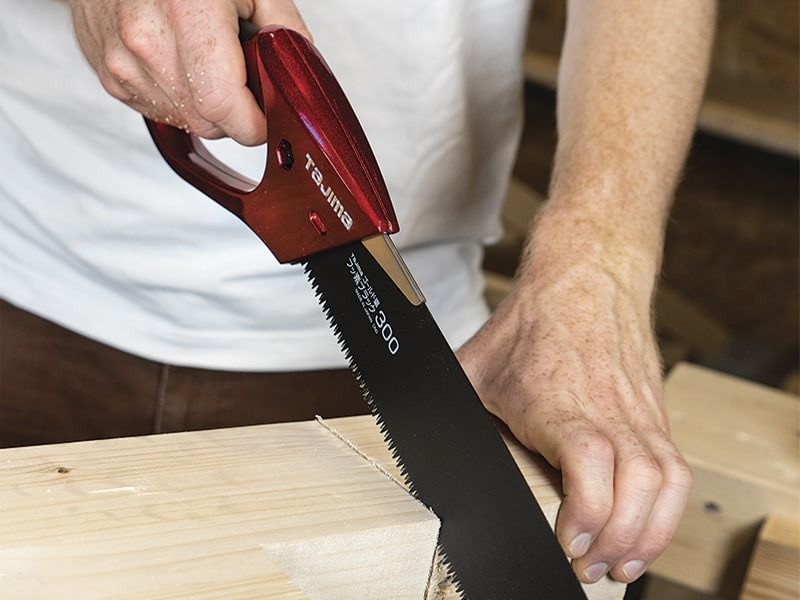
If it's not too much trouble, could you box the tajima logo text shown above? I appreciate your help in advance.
[304,153,353,230]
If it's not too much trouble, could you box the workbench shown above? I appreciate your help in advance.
[0,415,624,599]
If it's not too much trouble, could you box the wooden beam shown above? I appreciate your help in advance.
[326,417,626,600]
[0,415,625,599]
[501,177,545,241]
[650,363,800,596]
[523,50,799,157]
[741,515,800,600]
[483,270,514,311]
[654,286,731,363]
[0,421,439,600]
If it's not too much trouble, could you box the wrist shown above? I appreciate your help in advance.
[518,199,663,302]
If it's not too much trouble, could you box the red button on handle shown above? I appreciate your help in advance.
[144,26,398,264]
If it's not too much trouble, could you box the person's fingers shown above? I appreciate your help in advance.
[69,5,97,59]
[70,7,131,102]
[92,59,131,104]
[99,42,184,122]
[553,427,616,561]
[126,29,222,136]
[608,436,692,582]
[499,396,618,564]
[114,3,223,137]
[251,0,313,41]
[71,0,313,142]
[170,2,267,145]
[572,435,663,583]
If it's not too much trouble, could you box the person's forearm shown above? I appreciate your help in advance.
[526,0,716,286]
[460,3,716,582]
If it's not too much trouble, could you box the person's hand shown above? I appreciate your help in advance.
[68,0,310,145]
[458,215,692,584]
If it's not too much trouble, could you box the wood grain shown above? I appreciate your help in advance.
[0,414,627,599]
[0,421,439,600]
[649,363,800,596]
[741,515,800,600]
[325,417,627,600]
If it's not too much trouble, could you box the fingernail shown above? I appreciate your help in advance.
[583,562,608,583]
[568,533,592,558]
[622,559,646,581]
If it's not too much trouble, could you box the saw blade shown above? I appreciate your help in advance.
[304,239,586,599]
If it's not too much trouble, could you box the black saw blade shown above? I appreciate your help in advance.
[305,240,586,599]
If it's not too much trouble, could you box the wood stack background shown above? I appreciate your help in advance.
[485,2,799,598]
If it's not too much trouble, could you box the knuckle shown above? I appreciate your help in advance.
[192,87,234,125]
[182,113,214,134]
[103,50,134,82]
[119,27,155,60]
[163,0,192,22]
[99,79,129,102]
[667,456,694,491]
[190,121,224,139]
[560,430,614,510]
[563,489,612,527]
[114,4,140,41]
[191,85,229,118]
[579,498,614,527]
[114,6,158,62]
[641,530,674,558]
[574,430,614,460]
[607,528,640,554]
[626,454,663,491]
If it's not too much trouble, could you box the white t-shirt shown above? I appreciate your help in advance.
[0,1,529,371]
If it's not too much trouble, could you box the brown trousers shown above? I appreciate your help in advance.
[0,299,366,448]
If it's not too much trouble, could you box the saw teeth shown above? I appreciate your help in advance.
[303,261,426,501]
[302,260,484,599]
[303,262,468,595]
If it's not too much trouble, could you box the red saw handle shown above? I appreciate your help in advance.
[145,26,398,264]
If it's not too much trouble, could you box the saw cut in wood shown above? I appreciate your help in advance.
[0,420,439,600]
[0,415,626,600]
[324,416,627,600]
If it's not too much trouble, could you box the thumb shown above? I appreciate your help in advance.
[250,0,313,41]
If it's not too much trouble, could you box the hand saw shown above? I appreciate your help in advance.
[145,24,586,599]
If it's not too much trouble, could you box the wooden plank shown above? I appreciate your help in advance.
[522,50,799,157]
[741,515,800,600]
[659,338,692,372]
[483,177,544,279]
[649,364,800,596]
[501,177,545,241]
[524,0,800,157]
[642,576,724,600]
[0,415,625,599]
[483,270,514,310]
[654,286,731,363]
[695,98,798,158]
[326,417,627,600]
[523,50,560,89]
[0,421,440,600]
[782,371,799,396]
[482,177,543,307]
